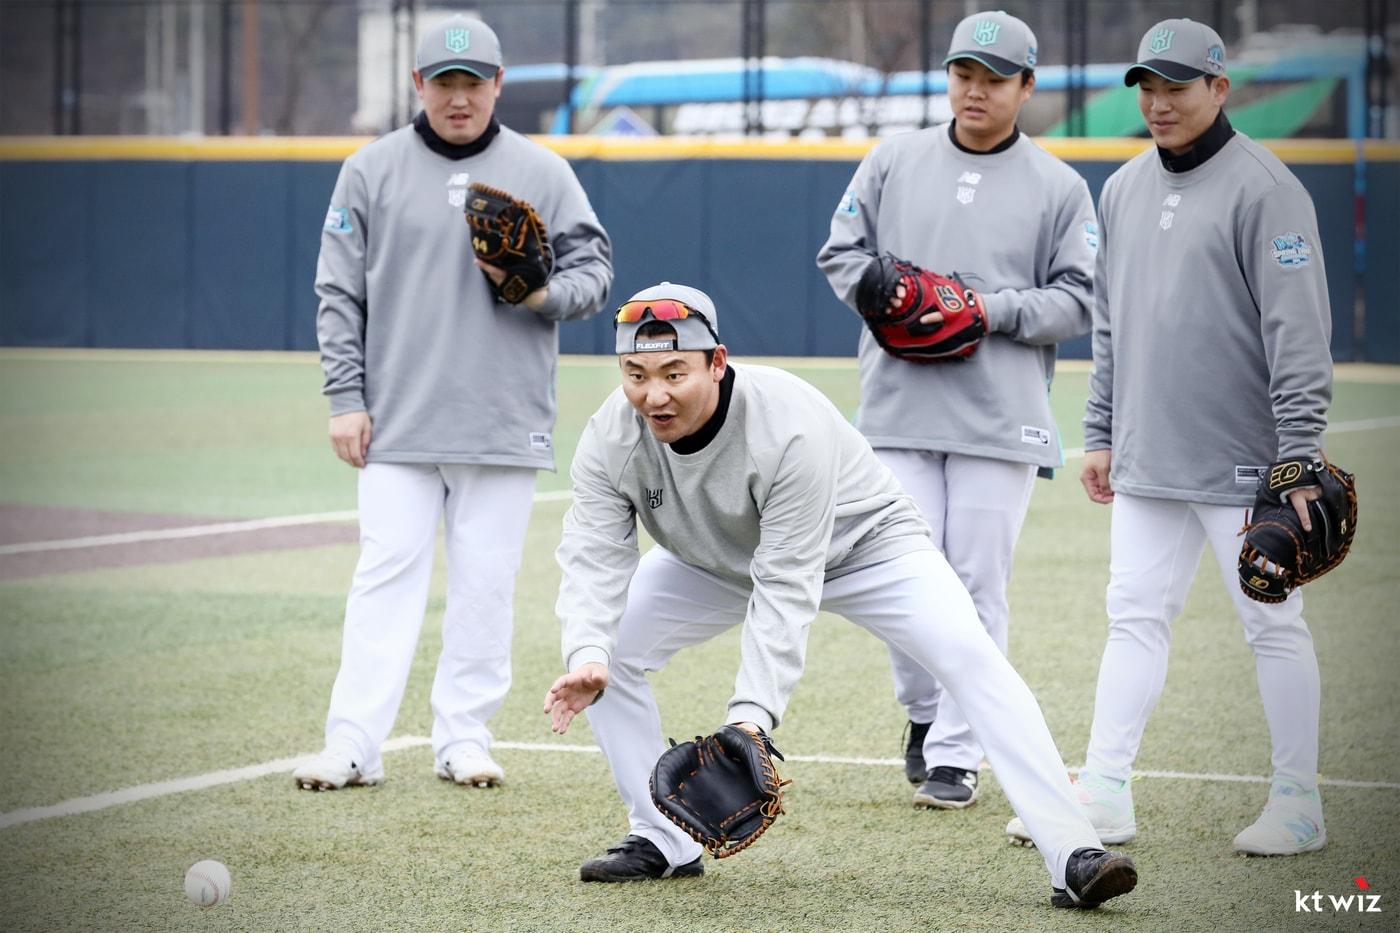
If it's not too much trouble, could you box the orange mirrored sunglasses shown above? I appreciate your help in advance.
[614,299,718,341]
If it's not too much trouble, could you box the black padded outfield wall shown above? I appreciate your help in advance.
[1,138,1396,361]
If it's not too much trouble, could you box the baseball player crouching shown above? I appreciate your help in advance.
[817,9,1096,810]
[1006,18,1338,856]
[542,282,1137,909]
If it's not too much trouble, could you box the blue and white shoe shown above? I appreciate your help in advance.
[1233,779,1326,855]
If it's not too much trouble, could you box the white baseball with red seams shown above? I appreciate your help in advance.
[184,860,231,908]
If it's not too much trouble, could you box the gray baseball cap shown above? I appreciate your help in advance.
[1125,19,1227,86]
[944,10,1038,77]
[416,16,502,80]
[614,282,720,355]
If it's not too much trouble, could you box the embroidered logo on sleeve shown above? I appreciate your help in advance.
[1021,426,1051,446]
[529,432,552,450]
[1270,232,1312,267]
[1084,221,1099,250]
[837,189,859,216]
[324,207,353,233]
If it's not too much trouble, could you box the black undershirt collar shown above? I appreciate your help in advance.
[669,365,736,455]
[412,111,501,160]
[1157,110,1234,173]
[948,120,1020,155]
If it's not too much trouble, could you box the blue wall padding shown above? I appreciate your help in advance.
[0,153,1392,362]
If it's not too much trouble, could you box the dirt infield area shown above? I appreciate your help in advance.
[0,506,359,581]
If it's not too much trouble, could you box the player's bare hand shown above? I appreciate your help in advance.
[1080,448,1114,504]
[544,662,609,734]
[1286,484,1322,532]
[475,259,550,310]
[887,281,906,313]
[329,411,372,468]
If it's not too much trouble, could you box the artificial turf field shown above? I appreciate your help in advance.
[0,349,1397,932]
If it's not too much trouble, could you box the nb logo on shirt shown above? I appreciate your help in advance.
[646,487,664,509]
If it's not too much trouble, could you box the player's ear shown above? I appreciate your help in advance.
[711,345,728,380]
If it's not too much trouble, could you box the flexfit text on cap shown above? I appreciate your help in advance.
[944,10,1038,77]
[1125,19,1226,86]
[615,282,720,354]
[416,16,502,80]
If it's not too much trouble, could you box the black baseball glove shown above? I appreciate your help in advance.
[464,183,554,304]
[650,724,790,859]
[854,252,987,362]
[1239,457,1358,603]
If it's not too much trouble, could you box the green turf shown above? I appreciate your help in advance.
[1,352,1397,931]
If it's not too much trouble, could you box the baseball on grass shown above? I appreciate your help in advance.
[184,859,232,908]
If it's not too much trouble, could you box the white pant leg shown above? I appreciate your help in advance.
[876,449,1037,769]
[875,448,948,725]
[922,454,1037,770]
[823,550,1099,889]
[1084,493,1206,780]
[430,465,537,763]
[1195,502,1319,788]
[324,463,445,768]
[584,548,748,867]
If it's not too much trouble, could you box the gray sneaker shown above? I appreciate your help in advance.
[913,765,979,809]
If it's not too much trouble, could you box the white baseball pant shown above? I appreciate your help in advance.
[583,546,1100,887]
[322,462,536,772]
[877,449,1037,772]
[1084,492,1320,789]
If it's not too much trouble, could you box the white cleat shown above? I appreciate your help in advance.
[294,748,384,791]
[1006,770,1136,847]
[1233,780,1326,856]
[436,749,504,788]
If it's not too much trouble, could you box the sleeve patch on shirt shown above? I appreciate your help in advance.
[1235,465,1267,485]
[1270,232,1311,267]
[836,189,859,216]
[1084,221,1099,251]
[324,207,353,233]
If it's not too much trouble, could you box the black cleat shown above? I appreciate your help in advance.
[579,835,704,883]
[913,765,979,809]
[902,720,932,785]
[1051,847,1138,908]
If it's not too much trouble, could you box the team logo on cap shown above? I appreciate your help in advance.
[1025,45,1037,67]
[1149,27,1174,54]
[444,27,470,54]
[973,20,1001,46]
[1206,44,1225,72]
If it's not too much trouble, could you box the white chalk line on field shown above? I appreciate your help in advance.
[1,735,1395,831]
[6,417,1398,557]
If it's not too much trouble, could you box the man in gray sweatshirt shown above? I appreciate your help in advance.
[543,282,1137,910]
[296,14,612,792]
[1007,19,1335,856]
[817,9,1095,810]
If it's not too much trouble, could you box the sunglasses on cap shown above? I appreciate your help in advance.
[614,298,719,341]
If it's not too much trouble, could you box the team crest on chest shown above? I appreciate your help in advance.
[1158,193,1181,231]
[646,487,664,509]
[957,186,976,204]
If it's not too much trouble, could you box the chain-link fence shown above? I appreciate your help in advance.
[0,0,1393,137]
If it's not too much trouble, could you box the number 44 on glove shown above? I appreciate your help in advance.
[855,252,987,363]
[464,183,554,304]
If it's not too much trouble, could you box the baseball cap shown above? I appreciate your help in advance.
[1125,19,1227,86]
[614,283,720,354]
[415,16,502,80]
[944,11,1038,77]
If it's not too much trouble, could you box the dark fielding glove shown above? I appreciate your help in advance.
[1239,457,1358,603]
[854,252,987,362]
[464,183,554,304]
[650,724,790,859]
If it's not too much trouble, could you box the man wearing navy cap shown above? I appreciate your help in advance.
[297,15,612,793]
